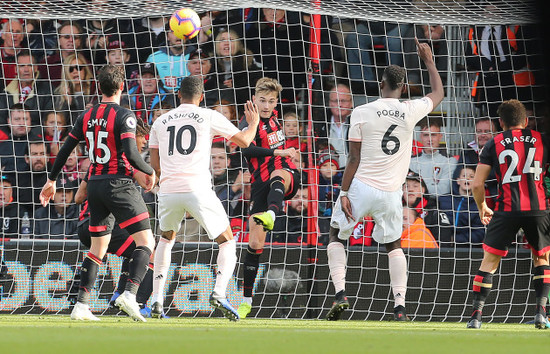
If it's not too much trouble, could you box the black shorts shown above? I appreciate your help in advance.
[250,167,300,214]
[87,178,151,237]
[78,219,136,258]
[483,212,550,256]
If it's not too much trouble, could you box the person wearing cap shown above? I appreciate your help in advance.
[145,22,191,92]
[33,176,79,239]
[0,174,20,238]
[403,170,453,246]
[105,38,138,83]
[128,62,177,124]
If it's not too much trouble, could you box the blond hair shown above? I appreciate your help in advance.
[255,77,282,96]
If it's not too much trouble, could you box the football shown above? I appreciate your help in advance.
[169,8,201,40]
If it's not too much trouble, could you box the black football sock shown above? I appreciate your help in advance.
[116,258,130,295]
[125,246,152,295]
[533,265,550,315]
[243,246,263,298]
[267,176,285,216]
[470,270,493,321]
[77,253,102,305]
[136,263,154,305]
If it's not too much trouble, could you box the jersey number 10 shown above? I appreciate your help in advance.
[167,125,197,156]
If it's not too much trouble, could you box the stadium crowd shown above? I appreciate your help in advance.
[0,6,544,248]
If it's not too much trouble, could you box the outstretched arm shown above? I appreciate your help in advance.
[415,37,444,108]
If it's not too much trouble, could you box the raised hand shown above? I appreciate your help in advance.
[415,37,434,65]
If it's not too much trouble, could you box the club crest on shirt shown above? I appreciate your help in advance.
[267,131,285,149]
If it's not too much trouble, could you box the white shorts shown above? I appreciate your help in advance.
[157,189,229,240]
[330,178,403,244]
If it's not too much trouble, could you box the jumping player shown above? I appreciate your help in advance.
[467,99,550,329]
[148,76,259,321]
[40,64,156,322]
[325,38,444,321]
[236,77,300,319]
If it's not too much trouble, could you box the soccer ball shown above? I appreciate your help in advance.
[169,8,201,40]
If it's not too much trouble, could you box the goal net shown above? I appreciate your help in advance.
[0,0,546,322]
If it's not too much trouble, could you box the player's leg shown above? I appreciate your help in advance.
[467,251,501,329]
[151,230,176,318]
[532,252,550,329]
[111,180,155,322]
[467,215,517,329]
[151,192,186,318]
[72,234,111,321]
[326,226,349,321]
[238,181,270,318]
[370,186,408,321]
[325,179,367,321]
[253,169,294,231]
[384,240,409,321]
[522,215,550,329]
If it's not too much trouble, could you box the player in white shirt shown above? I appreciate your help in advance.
[148,76,260,321]
[326,39,444,321]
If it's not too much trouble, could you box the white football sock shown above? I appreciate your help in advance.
[243,297,253,306]
[213,239,237,299]
[267,210,276,221]
[327,242,347,294]
[152,237,175,306]
[388,248,408,308]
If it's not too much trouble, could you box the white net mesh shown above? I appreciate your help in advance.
[0,0,546,322]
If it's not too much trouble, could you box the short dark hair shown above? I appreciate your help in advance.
[178,76,204,101]
[497,99,527,128]
[212,140,230,153]
[97,64,125,97]
[16,49,35,64]
[382,65,406,90]
[136,118,150,137]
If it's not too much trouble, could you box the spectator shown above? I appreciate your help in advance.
[33,176,79,239]
[283,111,307,152]
[245,8,307,103]
[401,206,439,249]
[409,118,457,196]
[17,140,50,216]
[402,170,453,246]
[0,50,54,127]
[197,10,245,49]
[438,165,485,246]
[0,104,34,172]
[211,141,240,214]
[105,37,138,83]
[212,99,238,127]
[0,19,25,84]
[213,29,262,109]
[317,149,342,218]
[0,174,20,238]
[83,17,135,66]
[38,21,88,90]
[151,102,174,124]
[133,16,168,61]
[315,82,353,167]
[53,54,96,123]
[344,20,411,94]
[272,186,309,243]
[25,19,58,62]
[465,6,527,118]
[229,168,252,242]
[30,111,68,143]
[187,48,218,107]
[128,62,177,124]
[146,23,192,92]
[455,117,499,199]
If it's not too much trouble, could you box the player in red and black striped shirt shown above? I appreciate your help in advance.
[237,77,300,318]
[468,99,550,329]
[40,65,156,322]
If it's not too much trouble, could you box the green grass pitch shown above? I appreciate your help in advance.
[0,315,548,353]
